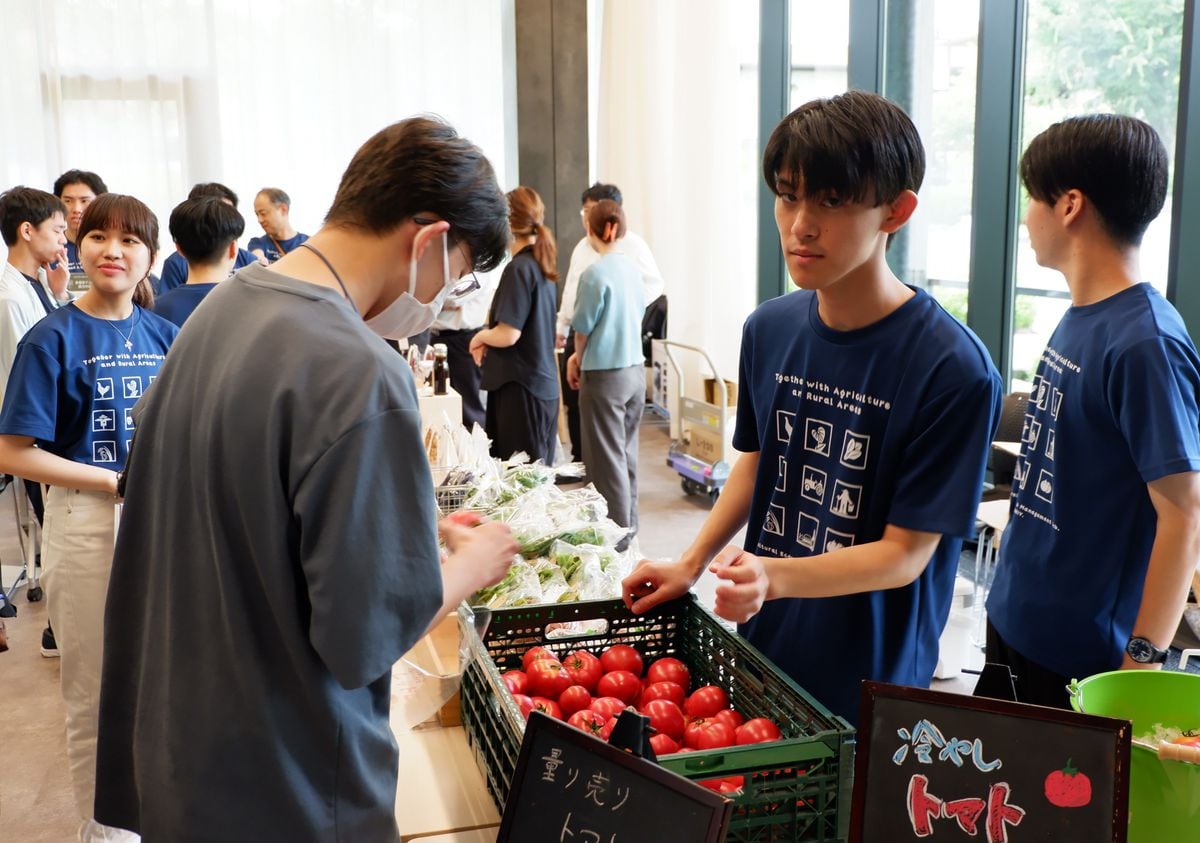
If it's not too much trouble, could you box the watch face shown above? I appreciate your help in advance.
[1127,637,1162,663]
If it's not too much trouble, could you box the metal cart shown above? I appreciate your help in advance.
[0,477,43,617]
[656,340,733,502]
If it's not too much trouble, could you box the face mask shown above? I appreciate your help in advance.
[366,232,451,340]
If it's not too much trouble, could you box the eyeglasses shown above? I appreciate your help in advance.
[414,216,481,301]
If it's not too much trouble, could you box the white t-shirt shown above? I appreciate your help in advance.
[556,230,664,337]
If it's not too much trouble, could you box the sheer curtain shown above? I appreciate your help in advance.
[0,0,514,269]
[594,0,760,381]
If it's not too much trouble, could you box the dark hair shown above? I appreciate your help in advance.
[326,116,509,273]
[170,197,246,266]
[1020,114,1168,247]
[0,187,66,247]
[581,183,623,206]
[257,187,291,207]
[189,182,239,207]
[762,91,925,207]
[53,169,108,198]
[77,194,160,309]
[586,199,626,244]
[507,186,558,281]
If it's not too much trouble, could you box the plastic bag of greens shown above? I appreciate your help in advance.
[470,557,543,608]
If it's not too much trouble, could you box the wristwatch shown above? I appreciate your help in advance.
[1125,636,1169,664]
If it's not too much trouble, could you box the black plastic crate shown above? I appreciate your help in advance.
[459,595,855,842]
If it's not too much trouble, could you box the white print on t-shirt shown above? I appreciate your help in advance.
[124,408,135,431]
[92,409,116,432]
[123,376,143,399]
[1035,468,1054,504]
[776,410,796,444]
[95,377,114,401]
[830,480,862,520]
[126,439,132,453]
[1027,418,1043,452]
[775,456,788,492]
[1013,458,1029,493]
[764,502,786,536]
[804,418,832,457]
[824,527,856,553]
[1051,388,1063,420]
[93,441,117,463]
[1045,429,1055,460]
[796,513,819,550]
[1034,378,1050,411]
[840,430,870,470]
[800,466,827,506]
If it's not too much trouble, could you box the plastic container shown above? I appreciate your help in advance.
[1069,667,1200,842]
[459,595,855,842]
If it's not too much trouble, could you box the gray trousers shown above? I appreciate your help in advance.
[579,364,644,531]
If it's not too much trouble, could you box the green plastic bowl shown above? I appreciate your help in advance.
[1069,668,1200,842]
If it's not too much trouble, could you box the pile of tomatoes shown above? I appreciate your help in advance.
[501,643,783,764]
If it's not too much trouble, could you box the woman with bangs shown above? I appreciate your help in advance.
[0,193,178,842]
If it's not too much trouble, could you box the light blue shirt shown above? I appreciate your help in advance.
[572,252,645,371]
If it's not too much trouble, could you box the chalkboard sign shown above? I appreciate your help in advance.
[850,682,1131,842]
[498,711,731,842]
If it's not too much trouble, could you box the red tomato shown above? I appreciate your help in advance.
[684,686,729,719]
[512,694,534,719]
[600,644,644,677]
[642,699,686,741]
[558,685,592,717]
[646,657,690,689]
[1044,761,1092,808]
[735,718,782,745]
[650,733,681,756]
[589,697,628,720]
[700,775,745,794]
[446,510,483,527]
[600,716,619,741]
[567,709,608,738]
[1173,733,1200,747]
[712,709,746,732]
[522,646,559,672]
[685,718,735,750]
[596,670,643,704]
[526,659,573,699]
[501,670,528,696]
[529,696,562,720]
[638,681,686,709]
[561,650,604,693]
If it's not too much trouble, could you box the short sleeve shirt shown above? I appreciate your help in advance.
[153,283,219,327]
[158,248,259,293]
[0,304,178,469]
[480,246,559,400]
[988,284,1200,678]
[572,253,645,370]
[735,288,1001,724]
[248,232,309,264]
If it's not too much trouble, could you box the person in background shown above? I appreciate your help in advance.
[157,183,258,293]
[53,169,108,293]
[248,187,309,263]
[557,183,664,461]
[0,194,178,842]
[470,186,560,463]
[621,92,1001,727]
[566,199,645,532]
[985,115,1200,707]
[93,116,516,843]
[0,187,70,658]
[154,197,245,327]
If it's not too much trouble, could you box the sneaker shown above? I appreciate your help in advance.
[41,623,59,658]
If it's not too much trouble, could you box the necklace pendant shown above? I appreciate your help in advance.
[125,339,133,351]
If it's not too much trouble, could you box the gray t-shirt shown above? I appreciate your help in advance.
[95,263,443,842]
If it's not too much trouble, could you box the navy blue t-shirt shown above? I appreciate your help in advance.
[153,283,219,328]
[157,248,258,293]
[0,304,178,469]
[64,240,89,293]
[248,233,309,264]
[734,288,1001,725]
[988,284,1200,679]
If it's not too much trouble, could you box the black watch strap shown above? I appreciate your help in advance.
[1126,636,1169,664]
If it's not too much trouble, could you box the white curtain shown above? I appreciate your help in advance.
[0,0,513,269]
[595,0,760,382]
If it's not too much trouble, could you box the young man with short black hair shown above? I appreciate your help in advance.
[154,197,246,326]
[985,114,1200,707]
[52,169,107,293]
[248,186,309,263]
[157,182,260,293]
[623,92,1002,725]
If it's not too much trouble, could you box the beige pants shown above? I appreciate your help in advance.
[41,487,134,841]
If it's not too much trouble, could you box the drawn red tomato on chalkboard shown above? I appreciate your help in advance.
[1044,759,1092,808]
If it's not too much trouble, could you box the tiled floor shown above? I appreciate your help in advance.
[0,413,988,841]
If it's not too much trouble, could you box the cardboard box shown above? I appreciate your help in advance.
[704,378,737,407]
[684,423,727,464]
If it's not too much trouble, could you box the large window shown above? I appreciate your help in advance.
[1011,0,1184,386]
[789,1,850,107]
